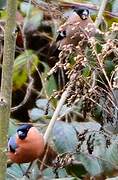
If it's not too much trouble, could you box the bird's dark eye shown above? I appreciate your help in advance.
[74,8,89,20]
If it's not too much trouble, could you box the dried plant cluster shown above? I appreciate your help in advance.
[50,22,118,130]
[51,22,118,177]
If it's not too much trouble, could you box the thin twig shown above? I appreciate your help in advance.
[39,144,49,171]
[11,77,34,112]
[91,39,115,99]
[113,66,118,88]
[44,85,71,142]
[89,70,96,93]
[113,66,118,107]
[95,0,108,28]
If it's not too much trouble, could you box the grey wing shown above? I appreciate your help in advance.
[8,135,18,153]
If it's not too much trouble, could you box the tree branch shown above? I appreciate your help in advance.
[0,0,17,179]
[95,0,108,28]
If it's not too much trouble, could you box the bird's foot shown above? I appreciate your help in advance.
[23,170,31,179]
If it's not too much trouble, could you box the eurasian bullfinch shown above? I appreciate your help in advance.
[56,8,98,48]
[8,124,45,163]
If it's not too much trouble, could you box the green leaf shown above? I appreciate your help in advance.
[95,32,105,43]
[53,121,78,153]
[14,50,37,68]
[76,153,103,176]
[68,53,76,65]
[82,66,91,77]
[29,108,45,121]
[75,130,106,176]
[95,42,102,54]
[36,98,53,115]
[43,167,70,180]
[0,10,7,18]
[72,121,101,132]
[66,164,87,179]
[104,60,115,76]
[85,47,96,66]
[91,105,103,122]
[105,141,118,171]
[36,99,50,109]
[7,164,28,179]
[29,99,54,121]
[13,50,39,89]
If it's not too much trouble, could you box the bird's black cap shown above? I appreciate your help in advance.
[73,8,89,20]
[17,124,33,140]
[56,30,66,42]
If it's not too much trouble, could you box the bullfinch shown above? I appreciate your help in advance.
[56,8,98,48]
[8,124,45,163]
[49,8,99,63]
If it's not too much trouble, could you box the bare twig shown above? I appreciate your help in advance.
[113,66,118,106]
[11,77,34,112]
[91,39,114,94]
[88,70,96,93]
[44,85,71,142]
[113,66,118,88]
[39,144,49,171]
[95,0,108,28]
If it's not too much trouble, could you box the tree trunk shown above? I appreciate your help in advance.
[0,0,17,179]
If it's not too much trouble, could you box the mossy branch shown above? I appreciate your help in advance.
[0,0,17,179]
